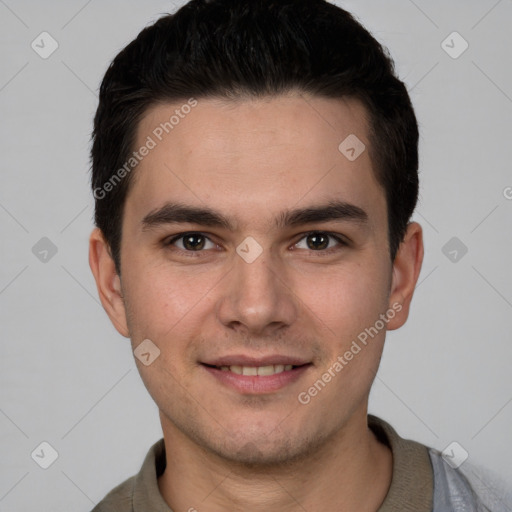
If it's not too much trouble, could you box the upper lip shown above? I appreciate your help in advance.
[202,355,311,367]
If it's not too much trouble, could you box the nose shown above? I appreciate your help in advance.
[216,244,298,337]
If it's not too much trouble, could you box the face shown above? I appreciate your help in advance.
[91,93,422,465]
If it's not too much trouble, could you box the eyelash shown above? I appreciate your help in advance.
[165,231,348,257]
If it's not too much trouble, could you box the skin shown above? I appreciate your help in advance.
[90,93,424,511]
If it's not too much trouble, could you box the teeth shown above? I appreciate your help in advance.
[218,364,297,375]
[257,365,275,376]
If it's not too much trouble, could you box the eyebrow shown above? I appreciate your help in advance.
[141,200,368,231]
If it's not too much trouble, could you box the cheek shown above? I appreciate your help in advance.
[295,261,390,340]
[123,267,211,387]
[297,264,390,404]
[122,260,221,341]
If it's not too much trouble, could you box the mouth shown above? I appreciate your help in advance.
[202,363,305,376]
[200,357,313,394]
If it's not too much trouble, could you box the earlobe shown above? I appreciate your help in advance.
[89,228,130,338]
[386,222,424,331]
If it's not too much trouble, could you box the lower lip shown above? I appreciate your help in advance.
[201,364,312,394]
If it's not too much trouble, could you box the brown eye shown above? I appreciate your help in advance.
[306,233,329,250]
[169,233,215,251]
[294,232,346,252]
[182,234,206,250]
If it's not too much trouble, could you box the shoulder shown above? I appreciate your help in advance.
[90,474,136,512]
[428,448,511,512]
[89,438,168,512]
[369,415,511,512]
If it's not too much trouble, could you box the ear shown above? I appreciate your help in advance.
[89,228,130,337]
[386,222,424,331]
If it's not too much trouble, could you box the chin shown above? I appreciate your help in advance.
[203,425,329,469]
[217,437,303,467]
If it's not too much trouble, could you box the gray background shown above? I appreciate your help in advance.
[1,0,511,510]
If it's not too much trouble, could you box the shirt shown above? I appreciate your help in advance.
[91,415,502,511]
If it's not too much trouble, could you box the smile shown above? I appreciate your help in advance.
[216,364,294,375]
[201,362,312,394]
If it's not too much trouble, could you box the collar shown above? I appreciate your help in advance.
[368,415,433,511]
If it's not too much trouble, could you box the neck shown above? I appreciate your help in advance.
[157,410,392,512]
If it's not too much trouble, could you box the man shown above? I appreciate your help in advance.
[88,1,502,510]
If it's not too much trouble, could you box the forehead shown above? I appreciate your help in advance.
[125,94,385,232]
